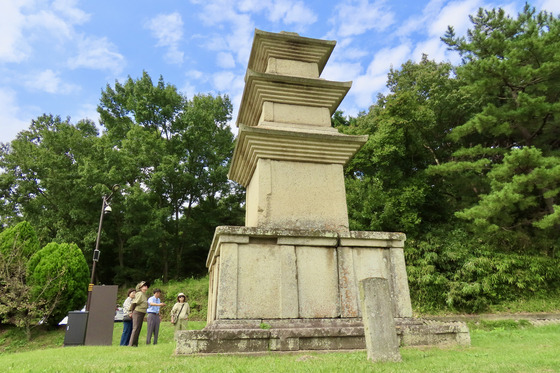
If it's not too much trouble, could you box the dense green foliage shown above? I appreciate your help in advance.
[0,222,41,334]
[0,115,101,245]
[406,226,560,313]
[0,223,87,336]
[340,56,471,235]
[26,242,89,325]
[0,221,40,259]
[432,5,560,255]
[0,72,244,287]
[339,5,560,312]
[96,71,244,282]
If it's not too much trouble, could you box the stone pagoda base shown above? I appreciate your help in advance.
[175,318,470,355]
[174,226,470,355]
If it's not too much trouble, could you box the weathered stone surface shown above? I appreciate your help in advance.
[359,277,402,362]
[206,227,414,322]
[260,101,331,127]
[389,248,413,318]
[229,125,367,197]
[216,243,238,319]
[266,58,320,78]
[174,317,470,355]
[247,29,335,76]
[296,246,339,318]
[398,320,471,347]
[245,159,350,231]
[236,69,351,129]
[339,230,406,247]
[236,243,298,319]
[338,246,384,317]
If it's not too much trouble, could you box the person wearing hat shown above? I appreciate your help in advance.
[128,281,149,347]
[170,292,190,331]
[146,288,165,345]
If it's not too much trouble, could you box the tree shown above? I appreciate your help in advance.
[0,222,41,337]
[98,72,242,282]
[0,114,105,248]
[340,56,471,234]
[26,242,89,327]
[0,222,86,339]
[0,72,243,285]
[432,5,560,254]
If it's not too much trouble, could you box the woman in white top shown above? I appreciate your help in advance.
[119,288,136,346]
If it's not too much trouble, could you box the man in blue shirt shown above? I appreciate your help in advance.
[146,288,165,345]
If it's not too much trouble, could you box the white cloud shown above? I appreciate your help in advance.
[68,36,125,74]
[180,82,197,98]
[187,70,205,81]
[22,0,91,44]
[322,61,363,82]
[26,10,75,40]
[396,0,446,38]
[0,88,30,144]
[349,43,412,107]
[193,0,254,65]
[237,0,268,13]
[74,102,99,124]
[24,69,80,94]
[539,0,560,13]
[211,71,244,111]
[0,1,29,63]
[52,0,90,24]
[412,38,451,63]
[351,73,388,107]
[145,13,185,65]
[331,0,395,37]
[198,0,239,25]
[1,0,96,66]
[267,0,317,27]
[217,52,236,69]
[201,0,317,29]
[366,44,411,76]
[212,71,237,92]
[429,0,483,37]
[195,0,316,66]
[202,12,254,66]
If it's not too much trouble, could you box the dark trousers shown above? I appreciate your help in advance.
[146,313,160,344]
[129,311,145,346]
[120,319,132,346]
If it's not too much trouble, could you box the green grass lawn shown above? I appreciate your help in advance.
[1,321,559,372]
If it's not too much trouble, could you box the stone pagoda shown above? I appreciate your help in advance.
[175,30,469,354]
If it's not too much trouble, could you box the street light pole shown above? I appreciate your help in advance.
[86,185,118,311]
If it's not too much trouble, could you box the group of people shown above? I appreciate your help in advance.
[119,280,191,346]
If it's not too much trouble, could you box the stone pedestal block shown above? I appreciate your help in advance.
[205,227,412,323]
[245,159,350,231]
[359,277,402,362]
[175,317,471,355]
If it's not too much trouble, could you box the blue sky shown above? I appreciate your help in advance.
[1,0,558,144]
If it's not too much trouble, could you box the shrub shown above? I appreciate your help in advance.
[0,222,41,335]
[406,225,560,313]
[26,242,89,325]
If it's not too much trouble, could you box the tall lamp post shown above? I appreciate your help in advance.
[86,185,119,311]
